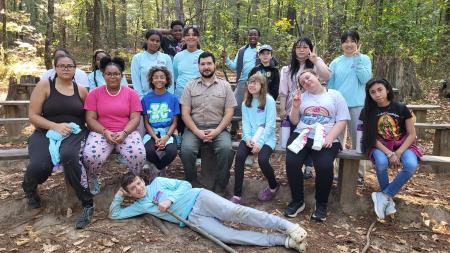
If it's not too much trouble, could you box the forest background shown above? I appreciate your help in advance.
[0,0,448,100]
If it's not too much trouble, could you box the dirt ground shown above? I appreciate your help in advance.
[0,85,449,252]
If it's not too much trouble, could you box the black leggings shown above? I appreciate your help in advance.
[233,141,277,196]
[285,132,340,205]
[144,138,178,170]
[23,129,93,207]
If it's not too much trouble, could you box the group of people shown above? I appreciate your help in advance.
[22,19,422,251]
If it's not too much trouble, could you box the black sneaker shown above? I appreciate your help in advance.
[75,205,94,229]
[311,203,327,222]
[283,201,305,218]
[25,191,41,209]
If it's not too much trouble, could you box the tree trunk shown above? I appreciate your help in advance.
[194,0,203,29]
[374,56,422,100]
[60,20,66,48]
[173,0,184,21]
[111,0,117,48]
[120,0,127,47]
[92,0,101,51]
[354,0,364,23]
[287,6,296,35]
[44,0,54,69]
[327,0,345,54]
[232,0,240,43]
[0,0,7,63]
[155,0,160,25]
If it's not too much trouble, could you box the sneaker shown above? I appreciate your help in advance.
[303,166,313,179]
[229,196,242,205]
[258,185,279,201]
[385,198,396,216]
[371,192,389,220]
[245,156,254,166]
[90,177,101,195]
[287,224,308,243]
[25,190,41,209]
[357,176,365,187]
[283,201,305,218]
[311,203,327,222]
[75,205,94,229]
[285,237,307,252]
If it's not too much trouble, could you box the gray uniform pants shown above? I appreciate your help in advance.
[231,80,247,132]
[188,190,295,246]
[180,129,234,188]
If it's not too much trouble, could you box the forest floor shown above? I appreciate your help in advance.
[0,83,449,253]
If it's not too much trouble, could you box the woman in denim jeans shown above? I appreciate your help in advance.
[360,78,422,220]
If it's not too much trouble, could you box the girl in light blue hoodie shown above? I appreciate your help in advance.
[230,72,278,204]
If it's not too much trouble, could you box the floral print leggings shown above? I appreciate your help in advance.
[83,131,146,185]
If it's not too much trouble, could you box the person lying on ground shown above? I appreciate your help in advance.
[109,173,308,252]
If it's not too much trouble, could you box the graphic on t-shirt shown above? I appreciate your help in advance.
[377,112,401,140]
[301,106,332,125]
[148,102,171,124]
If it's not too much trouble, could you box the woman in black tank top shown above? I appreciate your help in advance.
[24,54,94,229]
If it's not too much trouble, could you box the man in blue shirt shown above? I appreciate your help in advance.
[221,28,260,138]
[109,172,307,252]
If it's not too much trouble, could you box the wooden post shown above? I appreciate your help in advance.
[432,129,450,173]
[412,109,427,139]
[337,158,359,212]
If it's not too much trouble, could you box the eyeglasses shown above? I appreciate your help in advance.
[56,64,76,70]
[104,72,122,77]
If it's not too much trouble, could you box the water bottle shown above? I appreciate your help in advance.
[356,123,364,153]
[280,119,291,149]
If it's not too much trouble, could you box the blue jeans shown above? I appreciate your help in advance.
[372,148,419,197]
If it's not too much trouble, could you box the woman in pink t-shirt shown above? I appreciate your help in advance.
[83,56,146,195]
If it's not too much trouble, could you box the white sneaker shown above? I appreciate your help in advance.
[371,192,389,220]
[285,237,307,252]
[287,224,307,243]
[385,198,396,216]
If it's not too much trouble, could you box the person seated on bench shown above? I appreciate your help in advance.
[109,172,307,252]
[360,78,422,220]
[41,48,89,88]
[230,72,279,204]
[284,69,350,222]
[83,56,146,195]
[25,54,94,229]
[87,49,128,90]
[180,52,237,191]
[141,66,180,176]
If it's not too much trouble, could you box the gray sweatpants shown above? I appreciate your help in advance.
[188,189,295,246]
[339,106,366,177]
[231,80,247,132]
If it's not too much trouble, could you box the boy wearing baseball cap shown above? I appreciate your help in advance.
[248,44,280,100]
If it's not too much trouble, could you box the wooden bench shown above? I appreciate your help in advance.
[407,104,441,139]
[0,100,30,137]
[2,146,449,212]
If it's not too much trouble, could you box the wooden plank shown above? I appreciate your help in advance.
[0,118,29,124]
[338,158,359,211]
[0,149,29,160]
[407,104,441,110]
[414,123,450,129]
[0,100,30,105]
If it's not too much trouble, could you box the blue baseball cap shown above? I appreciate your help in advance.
[258,44,273,53]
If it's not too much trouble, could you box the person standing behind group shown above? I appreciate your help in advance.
[172,26,204,133]
[25,54,94,229]
[230,72,278,205]
[327,29,372,185]
[141,66,180,175]
[83,57,146,195]
[279,38,331,179]
[360,78,422,220]
[88,49,128,90]
[284,69,349,222]
[159,20,185,58]
[131,29,174,98]
[41,48,89,88]
[248,44,280,100]
[222,28,278,137]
